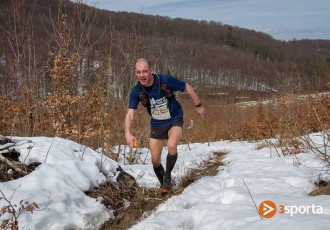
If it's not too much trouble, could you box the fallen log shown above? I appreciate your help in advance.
[0,154,27,176]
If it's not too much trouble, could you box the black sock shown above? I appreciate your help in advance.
[165,153,178,177]
[153,164,165,185]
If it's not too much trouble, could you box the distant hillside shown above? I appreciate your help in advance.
[1,0,330,98]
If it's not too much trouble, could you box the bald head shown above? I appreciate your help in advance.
[135,58,153,68]
[135,58,154,86]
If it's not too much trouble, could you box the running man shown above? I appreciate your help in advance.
[125,58,205,194]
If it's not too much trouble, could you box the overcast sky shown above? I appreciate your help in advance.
[88,0,330,41]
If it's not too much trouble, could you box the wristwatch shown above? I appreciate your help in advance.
[196,102,202,108]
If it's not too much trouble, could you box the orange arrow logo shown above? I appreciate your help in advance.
[259,200,277,218]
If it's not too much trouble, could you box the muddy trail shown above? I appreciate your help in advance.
[87,151,227,230]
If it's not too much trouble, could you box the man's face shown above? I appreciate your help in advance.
[135,61,153,86]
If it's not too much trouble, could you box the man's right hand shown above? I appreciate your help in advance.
[125,133,136,148]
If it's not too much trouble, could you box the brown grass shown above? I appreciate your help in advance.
[2,93,330,160]
[310,180,330,196]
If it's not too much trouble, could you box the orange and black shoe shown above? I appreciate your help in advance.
[161,175,171,195]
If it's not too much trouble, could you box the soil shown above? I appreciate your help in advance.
[94,150,227,230]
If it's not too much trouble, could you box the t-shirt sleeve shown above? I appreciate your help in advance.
[162,75,186,92]
[128,86,140,109]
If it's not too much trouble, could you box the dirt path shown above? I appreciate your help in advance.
[92,151,227,230]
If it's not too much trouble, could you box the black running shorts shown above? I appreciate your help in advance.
[150,121,183,140]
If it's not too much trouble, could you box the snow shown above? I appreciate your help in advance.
[1,134,330,229]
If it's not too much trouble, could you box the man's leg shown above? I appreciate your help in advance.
[162,126,183,192]
[167,125,182,154]
[150,138,165,186]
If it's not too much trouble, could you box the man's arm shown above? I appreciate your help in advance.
[125,109,136,148]
[185,83,205,118]
[185,83,201,105]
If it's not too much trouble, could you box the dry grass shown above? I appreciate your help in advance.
[2,88,330,160]
[310,180,330,196]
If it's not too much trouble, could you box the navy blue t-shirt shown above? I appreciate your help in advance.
[128,74,186,128]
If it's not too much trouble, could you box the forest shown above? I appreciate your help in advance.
[1,0,330,155]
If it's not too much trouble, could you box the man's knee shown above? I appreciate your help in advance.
[167,141,177,154]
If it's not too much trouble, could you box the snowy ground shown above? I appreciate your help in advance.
[0,134,330,229]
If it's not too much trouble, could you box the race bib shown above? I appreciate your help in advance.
[150,97,171,120]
